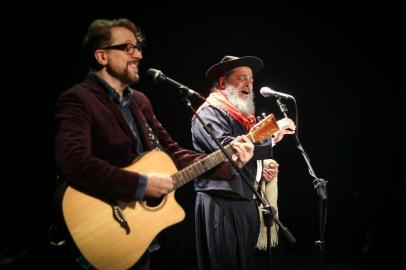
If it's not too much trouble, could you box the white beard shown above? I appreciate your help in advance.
[225,85,255,115]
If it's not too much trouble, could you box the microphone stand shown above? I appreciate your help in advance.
[180,93,296,270]
[276,98,328,265]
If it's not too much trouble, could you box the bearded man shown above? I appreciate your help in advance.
[191,56,296,270]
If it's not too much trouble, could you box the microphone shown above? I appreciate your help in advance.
[147,68,205,100]
[260,87,295,100]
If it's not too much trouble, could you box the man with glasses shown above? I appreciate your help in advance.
[54,18,255,270]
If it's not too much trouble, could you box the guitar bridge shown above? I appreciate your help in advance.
[111,203,130,234]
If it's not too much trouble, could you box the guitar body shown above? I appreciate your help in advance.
[62,150,185,270]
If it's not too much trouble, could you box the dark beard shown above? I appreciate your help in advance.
[106,64,139,85]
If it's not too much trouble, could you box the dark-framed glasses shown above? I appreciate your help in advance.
[101,43,142,55]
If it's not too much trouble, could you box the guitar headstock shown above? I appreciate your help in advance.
[249,113,279,143]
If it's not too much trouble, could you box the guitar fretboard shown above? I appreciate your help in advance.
[173,134,253,190]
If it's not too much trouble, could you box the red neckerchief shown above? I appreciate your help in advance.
[196,89,256,130]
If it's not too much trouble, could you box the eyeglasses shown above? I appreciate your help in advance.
[101,43,142,55]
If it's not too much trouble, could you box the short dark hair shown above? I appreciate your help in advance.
[83,18,145,71]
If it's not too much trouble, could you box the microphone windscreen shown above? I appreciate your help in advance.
[260,87,273,97]
[146,68,161,82]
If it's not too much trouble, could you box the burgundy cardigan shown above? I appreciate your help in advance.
[55,75,231,202]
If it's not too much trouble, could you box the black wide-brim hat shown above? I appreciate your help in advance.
[205,55,264,82]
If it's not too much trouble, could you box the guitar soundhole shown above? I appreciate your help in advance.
[145,196,164,207]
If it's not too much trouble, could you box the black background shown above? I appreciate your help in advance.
[2,2,404,269]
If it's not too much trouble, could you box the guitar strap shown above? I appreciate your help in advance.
[144,120,163,150]
[141,119,164,254]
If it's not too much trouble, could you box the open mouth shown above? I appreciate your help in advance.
[129,62,139,72]
[241,89,251,96]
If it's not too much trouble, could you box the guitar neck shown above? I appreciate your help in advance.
[173,134,254,190]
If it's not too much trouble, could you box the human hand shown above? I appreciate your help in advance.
[262,159,279,182]
[231,135,254,168]
[144,173,174,198]
[274,117,296,144]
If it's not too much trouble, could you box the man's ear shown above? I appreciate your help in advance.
[218,76,226,89]
[94,49,107,65]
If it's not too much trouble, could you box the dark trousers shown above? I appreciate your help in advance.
[195,192,260,270]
